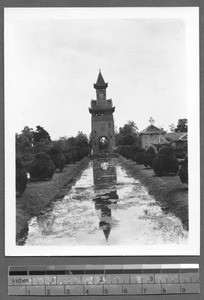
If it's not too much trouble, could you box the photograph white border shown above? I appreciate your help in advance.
[5,7,200,256]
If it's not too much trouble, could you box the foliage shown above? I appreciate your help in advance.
[33,141,51,154]
[16,126,90,173]
[134,148,145,165]
[173,150,186,159]
[75,131,89,148]
[47,145,66,172]
[69,147,79,163]
[52,134,90,164]
[153,146,179,176]
[30,152,55,181]
[64,152,73,165]
[168,123,176,132]
[16,125,52,167]
[16,126,34,165]
[179,157,188,184]
[33,125,51,144]
[116,120,139,146]
[174,118,188,132]
[16,156,28,196]
[143,147,156,168]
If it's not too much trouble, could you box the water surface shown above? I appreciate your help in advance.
[25,158,188,246]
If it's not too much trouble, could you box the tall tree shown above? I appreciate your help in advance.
[33,125,51,144]
[16,126,34,162]
[75,131,89,148]
[168,123,176,132]
[175,118,188,132]
[116,120,138,146]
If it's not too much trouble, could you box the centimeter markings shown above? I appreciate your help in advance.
[8,264,200,296]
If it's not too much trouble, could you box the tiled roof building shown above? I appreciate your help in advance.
[139,124,166,149]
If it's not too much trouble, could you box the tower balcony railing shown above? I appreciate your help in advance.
[90,99,113,109]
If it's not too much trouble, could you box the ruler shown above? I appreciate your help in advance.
[8,264,199,296]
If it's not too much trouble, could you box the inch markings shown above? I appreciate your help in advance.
[8,264,200,296]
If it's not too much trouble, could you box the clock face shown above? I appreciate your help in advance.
[98,92,104,99]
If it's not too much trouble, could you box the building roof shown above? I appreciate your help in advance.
[152,135,169,145]
[94,70,108,89]
[164,132,187,142]
[139,124,166,135]
[177,133,188,142]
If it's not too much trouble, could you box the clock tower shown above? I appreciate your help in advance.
[89,70,116,155]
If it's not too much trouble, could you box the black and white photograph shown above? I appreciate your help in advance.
[5,7,199,256]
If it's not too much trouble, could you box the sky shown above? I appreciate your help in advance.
[5,8,188,140]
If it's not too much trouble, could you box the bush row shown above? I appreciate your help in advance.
[16,146,90,197]
[117,145,188,182]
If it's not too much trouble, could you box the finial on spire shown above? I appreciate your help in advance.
[99,68,101,73]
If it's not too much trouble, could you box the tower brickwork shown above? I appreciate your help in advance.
[89,71,116,155]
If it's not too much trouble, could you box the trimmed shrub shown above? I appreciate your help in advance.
[134,148,145,165]
[131,146,139,160]
[64,151,73,165]
[143,147,156,168]
[30,152,55,181]
[16,156,28,197]
[153,146,179,176]
[123,145,132,159]
[174,150,186,159]
[32,141,51,155]
[117,146,125,156]
[179,157,188,184]
[75,146,86,160]
[69,147,79,163]
[23,159,34,173]
[83,147,90,157]
[117,145,138,160]
[47,147,66,172]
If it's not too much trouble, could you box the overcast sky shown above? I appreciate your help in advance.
[5,9,188,140]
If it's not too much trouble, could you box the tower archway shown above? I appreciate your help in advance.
[99,136,109,151]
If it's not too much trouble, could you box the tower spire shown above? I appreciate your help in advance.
[94,70,108,89]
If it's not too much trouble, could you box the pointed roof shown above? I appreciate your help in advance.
[153,135,169,145]
[94,70,108,89]
[164,132,187,142]
[177,133,188,142]
[139,124,166,135]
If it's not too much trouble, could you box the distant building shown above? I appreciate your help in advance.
[164,132,188,152]
[139,124,166,149]
[152,135,169,152]
[89,70,116,155]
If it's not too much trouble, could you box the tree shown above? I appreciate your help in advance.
[175,118,188,132]
[168,124,176,132]
[16,126,34,167]
[134,148,145,165]
[16,126,34,151]
[179,157,188,184]
[16,156,28,197]
[33,126,51,144]
[153,146,179,176]
[75,131,89,148]
[30,152,55,181]
[143,147,156,168]
[47,147,66,172]
[116,120,138,146]
[66,136,76,147]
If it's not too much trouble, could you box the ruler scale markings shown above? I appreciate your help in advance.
[8,264,200,296]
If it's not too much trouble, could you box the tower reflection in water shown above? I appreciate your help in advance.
[92,159,118,242]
